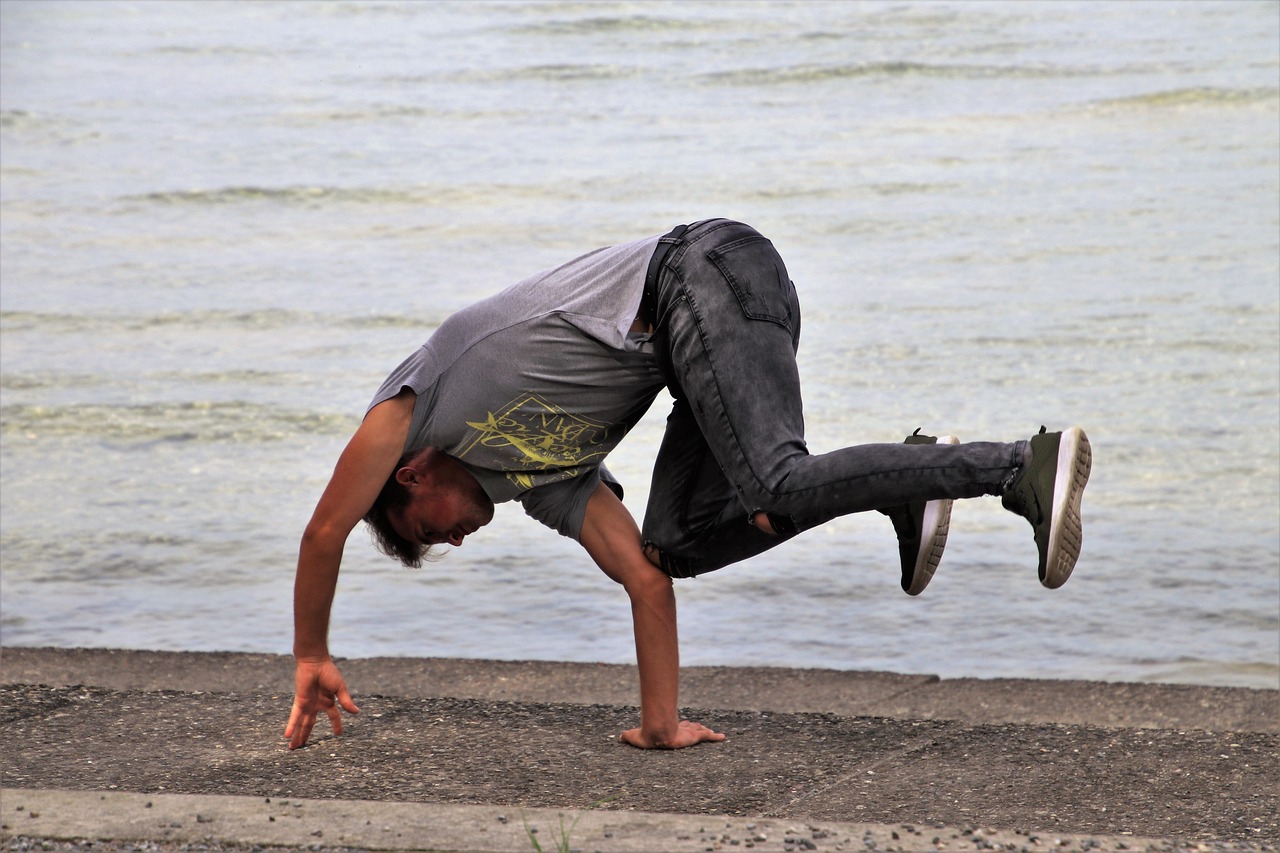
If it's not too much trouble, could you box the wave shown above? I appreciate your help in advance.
[0,372,103,392]
[147,44,281,58]
[508,14,699,36]
[444,63,638,85]
[953,331,1267,357]
[124,185,427,207]
[1082,86,1279,112]
[1,369,313,393]
[1,400,358,443]
[737,182,959,202]
[0,109,95,143]
[0,110,44,129]
[701,60,1103,86]
[120,180,574,208]
[278,104,527,125]
[0,308,440,333]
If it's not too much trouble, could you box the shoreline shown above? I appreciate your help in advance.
[2,647,1277,853]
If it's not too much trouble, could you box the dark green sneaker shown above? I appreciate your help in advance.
[1002,426,1093,589]
[880,429,959,596]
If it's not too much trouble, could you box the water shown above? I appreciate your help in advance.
[2,0,1277,690]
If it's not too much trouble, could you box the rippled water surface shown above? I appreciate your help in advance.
[2,1,1277,688]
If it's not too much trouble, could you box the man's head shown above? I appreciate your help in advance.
[364,447,495,568]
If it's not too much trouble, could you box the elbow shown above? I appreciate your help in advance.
[300,523,325,548]
[300,520,350,554]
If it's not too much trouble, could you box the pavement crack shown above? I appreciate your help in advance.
[756,731,941,819]
[865,674,941,714]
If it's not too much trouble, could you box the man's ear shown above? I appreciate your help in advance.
[394,465,421,487]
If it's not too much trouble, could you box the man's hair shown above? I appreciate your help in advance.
[363,448,435,569]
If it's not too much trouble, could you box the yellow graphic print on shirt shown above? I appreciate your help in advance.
[460,392,612,490]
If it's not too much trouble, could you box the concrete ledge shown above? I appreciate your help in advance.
[0,788,1217,853]
[2,648,1277,852]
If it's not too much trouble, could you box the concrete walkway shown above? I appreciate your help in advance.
[2,647,1276,852]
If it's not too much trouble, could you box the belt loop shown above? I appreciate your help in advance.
[642,223,689,327]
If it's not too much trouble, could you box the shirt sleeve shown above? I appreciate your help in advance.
[516,465,624,540]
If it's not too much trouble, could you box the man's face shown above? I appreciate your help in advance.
[390,475,494,549]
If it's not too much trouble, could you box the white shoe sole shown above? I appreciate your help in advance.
[1042,427,1092,589]
[906,435,959,596]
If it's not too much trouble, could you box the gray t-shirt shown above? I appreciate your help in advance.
[369,234,665,540]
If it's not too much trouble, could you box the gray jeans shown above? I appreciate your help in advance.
[640,219,1027,578]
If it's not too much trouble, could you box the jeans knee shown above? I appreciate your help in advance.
[750,509,798,538]
[642,540,701,579]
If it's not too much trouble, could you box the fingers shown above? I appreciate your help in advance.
[313,683,359,740]
[325,701,344,738]
[287,691,335,749]
[286,703,317,750]
[286,689,359,749]
[289,721,314,750]
[336,686,361,716]
[679,719,726,745]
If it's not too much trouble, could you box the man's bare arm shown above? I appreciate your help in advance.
[284,389,415,749]
[579,483,725,749]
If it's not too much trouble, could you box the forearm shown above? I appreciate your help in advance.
[293,531,345,659]
[629,576,682,742]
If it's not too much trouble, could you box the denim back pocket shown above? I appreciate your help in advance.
[706,235,795,331]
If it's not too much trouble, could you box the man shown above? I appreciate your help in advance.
[285,219,1092,751]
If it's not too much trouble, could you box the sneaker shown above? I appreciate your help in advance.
[880,429,959,596]
[1001,426,1092,589]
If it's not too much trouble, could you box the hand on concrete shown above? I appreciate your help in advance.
[284,656,360,749]
[620,719,726,750]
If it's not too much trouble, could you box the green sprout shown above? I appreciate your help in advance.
[520,796,618,853]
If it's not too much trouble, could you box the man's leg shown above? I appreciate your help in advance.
[640,396,792,578]
[643,220,1028,578]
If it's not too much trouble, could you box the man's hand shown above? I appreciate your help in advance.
[284,656,360,750]
[620,719,726,750]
